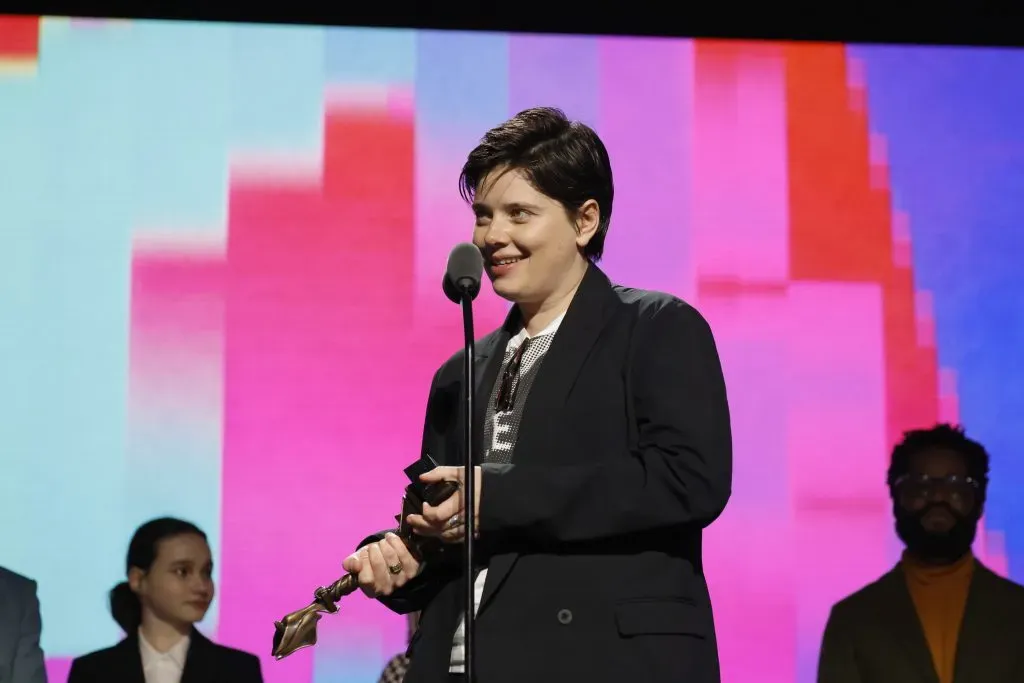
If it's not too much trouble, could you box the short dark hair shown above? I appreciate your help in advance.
[109,517,207,633]
[887,423,990,495]
[459,107,614,262]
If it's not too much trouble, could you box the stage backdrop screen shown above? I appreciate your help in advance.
[1,15,1022,683]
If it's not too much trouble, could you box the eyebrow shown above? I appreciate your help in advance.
[168,559,214,569]
[472,201,542,214]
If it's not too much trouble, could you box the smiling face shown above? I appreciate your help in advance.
[129,533,215,629]
[471,167,599,318]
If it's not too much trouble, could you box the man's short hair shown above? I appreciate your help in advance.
[887,423,990,499]
[459,107,615,262]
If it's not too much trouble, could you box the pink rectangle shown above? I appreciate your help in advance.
[596,37,695,297]
[786,282,889,503]
[217,105,424,681]
[692,44,790,283]
[697,289,791,508]
[128,240,225,420]
[706,512,797,682]
[792,510,894,680]
[508,34,599,124]
[46,658,72,683]
[218,187,423,681]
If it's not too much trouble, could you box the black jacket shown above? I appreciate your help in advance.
[364,265,733,683]
[67,628,262,683]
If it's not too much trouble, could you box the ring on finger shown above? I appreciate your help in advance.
[445,514,462,529]
[387,562,403,575]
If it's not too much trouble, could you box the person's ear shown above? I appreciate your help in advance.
[573,200,600,249]
[128,567,146,595]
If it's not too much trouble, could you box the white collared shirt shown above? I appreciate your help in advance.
[138,629,190,683]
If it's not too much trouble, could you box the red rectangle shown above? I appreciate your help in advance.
[0,15,40,60]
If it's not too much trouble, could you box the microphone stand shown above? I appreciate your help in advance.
[444,243,483,683]
[460,292,477,683]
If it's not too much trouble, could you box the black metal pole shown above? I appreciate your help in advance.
[461,296,476,683]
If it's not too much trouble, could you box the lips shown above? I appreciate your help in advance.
[488,256,523,278]
[921,508,956,531]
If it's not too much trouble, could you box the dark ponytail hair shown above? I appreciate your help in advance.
[109,517,207,633]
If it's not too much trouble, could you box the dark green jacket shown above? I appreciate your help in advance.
[818,561,1024,683]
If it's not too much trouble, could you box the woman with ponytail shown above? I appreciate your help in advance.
[67,517,262,683]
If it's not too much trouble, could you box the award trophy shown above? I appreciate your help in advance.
[271,456,458,660]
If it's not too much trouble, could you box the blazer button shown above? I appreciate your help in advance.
[556,609,573,625]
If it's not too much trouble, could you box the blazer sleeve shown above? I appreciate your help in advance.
[356,528,458,615]
[12,579,47,683]
[479,298,732,543]
[817,605,861,683]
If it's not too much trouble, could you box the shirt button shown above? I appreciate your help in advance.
[557,608,573,625]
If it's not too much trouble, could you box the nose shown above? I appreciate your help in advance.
[191,576,214,595]
[482,221,510,248]
[926,484,952,504]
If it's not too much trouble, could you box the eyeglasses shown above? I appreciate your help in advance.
[494,338,531,413]
[892,473,981,501]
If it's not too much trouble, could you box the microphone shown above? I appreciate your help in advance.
[441,241,483,683]
[444,243,484,303]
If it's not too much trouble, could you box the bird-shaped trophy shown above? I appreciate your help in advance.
[271,456,458,659]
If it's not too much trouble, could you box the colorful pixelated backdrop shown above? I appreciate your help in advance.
[1,15,1022,683]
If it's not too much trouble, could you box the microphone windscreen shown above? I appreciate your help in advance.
[443,243,484,302]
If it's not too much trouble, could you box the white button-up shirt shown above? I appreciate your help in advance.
[138,629,190,683]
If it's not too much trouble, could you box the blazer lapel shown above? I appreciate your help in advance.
[952,562,999,683]
[112,635,146,683]
[181,629,216,683]
[478,266,618,611]
[875,568,940,683]
[512,265,618,469]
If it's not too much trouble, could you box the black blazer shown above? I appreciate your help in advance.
[0,567,46,683]
[818,560,1024,683]
[66,628,262,683]
[366,265,732,683]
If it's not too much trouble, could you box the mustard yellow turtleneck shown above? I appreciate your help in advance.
[901,550,975,683]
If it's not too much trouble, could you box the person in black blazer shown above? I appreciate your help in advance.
[67,517,262,683]
[0,566,47,683]
[343,107,733,683]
